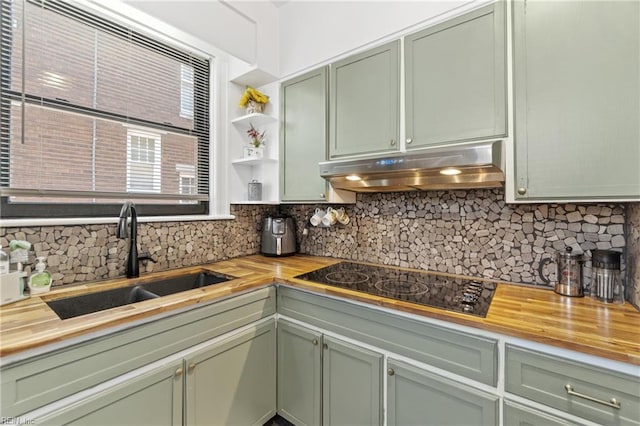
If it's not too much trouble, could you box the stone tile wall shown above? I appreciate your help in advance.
[0,192,634,305]
[626,203,640,309]
[283,189,627,291]
[0,205,276,287]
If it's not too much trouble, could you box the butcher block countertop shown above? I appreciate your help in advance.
[1,254,639,365]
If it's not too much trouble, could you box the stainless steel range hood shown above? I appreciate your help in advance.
[319,141,504,192]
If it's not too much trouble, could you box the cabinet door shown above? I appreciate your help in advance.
[513,0,640,200]
[185,321,276,426]
[405,1,506,149]
[329,41,400,158]
[37,361,183,425]
[387,359,498,426]
[280,67,328,202]
[277,320,322,426]
[322,335,382,426]
[504,400,578,426]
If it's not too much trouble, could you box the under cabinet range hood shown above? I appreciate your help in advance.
[319,141,505,192]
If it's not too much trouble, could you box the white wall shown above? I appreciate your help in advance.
[278,0,478,77]
[120,0,279,76]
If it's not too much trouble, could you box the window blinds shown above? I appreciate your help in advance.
[0,0,211,213]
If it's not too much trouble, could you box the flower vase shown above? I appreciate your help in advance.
[245,100,264,114]
[243,146,264,159]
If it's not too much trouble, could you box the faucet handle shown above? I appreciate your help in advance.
[138,253,157,263]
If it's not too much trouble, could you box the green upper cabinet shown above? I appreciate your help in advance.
[280,67,329,202]
[513,0,640,200]
[329,41,400,158]
[405,1,506,150]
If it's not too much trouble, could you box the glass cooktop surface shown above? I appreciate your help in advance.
[295,262,496,317]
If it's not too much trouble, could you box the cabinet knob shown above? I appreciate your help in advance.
[320,193,326,199]
[387,368,395,376]
[175,367,183,377]
[390,139,396,146]
[517,187,527,195]
[323,343,328,350]
[406,137,413,144]
[312,339,318,345]
[188,363,196,373]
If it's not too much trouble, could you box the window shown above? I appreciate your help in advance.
[0,0,211,218]
[127,130,161,193]
[180,64,194,119]
[176,163,197,204]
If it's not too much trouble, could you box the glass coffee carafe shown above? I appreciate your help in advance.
[538,247,585,297]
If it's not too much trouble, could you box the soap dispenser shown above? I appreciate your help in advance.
[28,257,52,295]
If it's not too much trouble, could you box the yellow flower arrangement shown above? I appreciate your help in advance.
[238,86,269,108]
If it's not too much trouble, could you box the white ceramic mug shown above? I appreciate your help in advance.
[321,207,338,227]
[309,208,326,227]
[335,207,350,225]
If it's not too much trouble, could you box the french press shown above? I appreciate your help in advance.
[590,250,623,304]
[538,247,585,297]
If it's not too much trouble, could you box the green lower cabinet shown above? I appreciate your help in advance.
[503,400,578,426]
[387,359,498,426]
[277,321,383,426]
[37,361,183,425]
[322,335,382,426]
[185,321,276,426]
[277,321,323,426]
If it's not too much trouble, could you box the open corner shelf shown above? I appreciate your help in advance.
[230,67,278,88]
[231,113,277,127]
[231,200,280,205]
[231,157,276,166]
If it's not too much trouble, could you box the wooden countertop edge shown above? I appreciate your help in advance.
[278,279,640,366]
[0,276,275,357]
[1,254,638,366]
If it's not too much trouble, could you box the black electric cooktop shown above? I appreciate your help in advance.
[295,262,496,317]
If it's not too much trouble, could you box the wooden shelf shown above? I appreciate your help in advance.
[231,157,276,166]
[231,113,276,127]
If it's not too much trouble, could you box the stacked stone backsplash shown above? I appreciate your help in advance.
[283,189,628,293]
[626,203,640,309]
[0,191,636,306]
[0,205,274,287]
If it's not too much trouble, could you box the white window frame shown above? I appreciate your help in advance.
[126,130,162,193]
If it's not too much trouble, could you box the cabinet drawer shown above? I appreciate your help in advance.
[505,345,640,426]
[278,286,497,386]
[1,286,276,416]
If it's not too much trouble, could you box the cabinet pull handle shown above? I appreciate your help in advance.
[312,339,318,345]
[323,343,328,350]
[390,139,396,146]
[387,368,395,376]
[406,137,413,144]
[175,367,183,377]
[517,187,527,195]
[188,363,196,373]
[565,384,621,409]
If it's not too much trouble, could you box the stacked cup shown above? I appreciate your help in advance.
[309,207,349,227]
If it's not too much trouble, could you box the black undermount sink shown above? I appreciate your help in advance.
[46,271,235,320]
